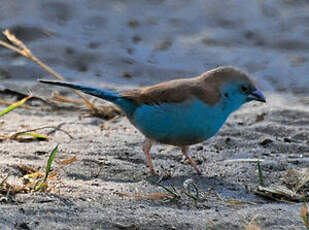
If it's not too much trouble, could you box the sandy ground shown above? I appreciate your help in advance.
[0,0,309,229]
[0,89,308,230]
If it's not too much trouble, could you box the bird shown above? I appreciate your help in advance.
[39,66,266,175]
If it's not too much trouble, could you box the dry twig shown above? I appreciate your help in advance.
[0,29,118,117]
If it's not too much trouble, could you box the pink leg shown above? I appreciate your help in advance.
[180,146,201,175]
[142,138,156,175]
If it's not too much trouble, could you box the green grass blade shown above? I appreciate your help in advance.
[0,95,32,117]
[34,181,47,192]
[17,132,48,140]
[43,144,58,182]
[257,161,264,186]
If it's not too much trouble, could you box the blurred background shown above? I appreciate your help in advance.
[0,0,308,103]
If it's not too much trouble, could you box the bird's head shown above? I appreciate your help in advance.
[200,66,266,113]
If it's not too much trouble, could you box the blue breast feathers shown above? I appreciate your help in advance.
[130,99,229,145]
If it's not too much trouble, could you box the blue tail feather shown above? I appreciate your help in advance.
[38,79,136,114]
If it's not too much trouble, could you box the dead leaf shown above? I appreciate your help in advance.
[300,203,309,228]
[226,200,257,206]
[47,170,59,180]
[18,165,39,175]
[244,223,261,230]
[116,192,169,200]
[255,113,266,122]
[55,156,77,166]
[117,192,142,199]
[145,193,170,200]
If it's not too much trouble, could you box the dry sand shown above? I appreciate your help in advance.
[0,0,309,229]
[0,88,308,230]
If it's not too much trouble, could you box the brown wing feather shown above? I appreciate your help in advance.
[121,66,253,106]
[121,78,196,105]
[121,77,221,106]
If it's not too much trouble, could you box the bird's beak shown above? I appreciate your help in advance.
[247,87,266,103]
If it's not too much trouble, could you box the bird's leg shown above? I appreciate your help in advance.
[142,138,156,175]
[180,146,201,175]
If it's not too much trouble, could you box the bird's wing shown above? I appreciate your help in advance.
[121,79,195,105]
[121,77,220,106]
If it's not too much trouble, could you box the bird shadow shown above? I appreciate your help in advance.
[145,174,262,203]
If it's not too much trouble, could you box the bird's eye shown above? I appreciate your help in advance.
[241,85,249,94]
[224,93,229,98]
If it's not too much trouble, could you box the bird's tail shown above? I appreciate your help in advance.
[38,79,136,114]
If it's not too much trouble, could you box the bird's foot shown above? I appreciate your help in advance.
[181,146,202,175]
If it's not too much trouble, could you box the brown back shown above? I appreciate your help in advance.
[121,66,254,106]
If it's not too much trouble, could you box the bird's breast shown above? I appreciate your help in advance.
[129,99,228,145]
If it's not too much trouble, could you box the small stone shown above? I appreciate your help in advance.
[283,137,292,143]
[259,138,273,146]
[196,146,203,151]
[256,113,266,122]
